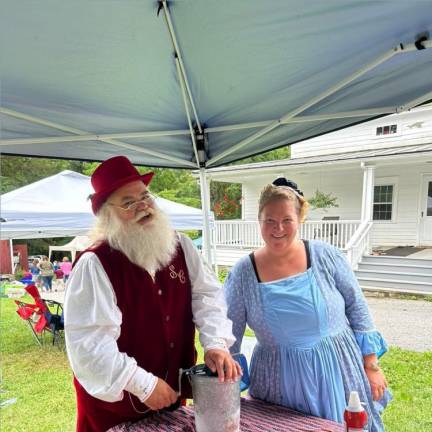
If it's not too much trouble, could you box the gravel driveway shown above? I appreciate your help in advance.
[365,295,432,352]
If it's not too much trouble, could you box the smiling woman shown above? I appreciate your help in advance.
[224,177,392,432]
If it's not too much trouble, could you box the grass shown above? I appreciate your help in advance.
[1,297,431,432]
[0,296,75,432]
[380,348,432,431]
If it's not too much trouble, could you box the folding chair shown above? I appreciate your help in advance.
[44,299,64,347]
[14,285,64,348]
[15,299,47,346]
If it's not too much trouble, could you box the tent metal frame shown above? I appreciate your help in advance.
[0,107,197,168]
[1,2,431,265]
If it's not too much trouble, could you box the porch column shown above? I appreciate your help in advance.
[360,162,376,222]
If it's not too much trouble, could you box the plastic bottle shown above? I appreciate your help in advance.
[344,391,368,431]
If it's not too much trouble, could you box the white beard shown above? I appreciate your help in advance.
[90,205,178,276]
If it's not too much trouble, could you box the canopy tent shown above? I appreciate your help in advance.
[48,236,92,262]
[0,170,212,240]
[1,1,432,261]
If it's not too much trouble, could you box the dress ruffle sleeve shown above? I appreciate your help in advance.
[354,330,388,358]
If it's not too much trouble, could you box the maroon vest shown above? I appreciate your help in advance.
[73,241,196,432]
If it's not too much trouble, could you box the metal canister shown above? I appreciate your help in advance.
[182,364,240,432]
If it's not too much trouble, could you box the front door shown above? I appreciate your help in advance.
[419,175,432,245]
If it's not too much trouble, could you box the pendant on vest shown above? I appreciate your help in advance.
[169,265,186,284]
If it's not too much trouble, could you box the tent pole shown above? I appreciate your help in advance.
[205,107,398,133]
[160,0,202,134]
[9,239,14,275]
[175,57,201,166]
[0,128,191,146]
[199,169,213,268]
[404,90,432,111]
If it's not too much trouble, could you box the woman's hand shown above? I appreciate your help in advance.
[204,349,242,383]
[365,367,388,401]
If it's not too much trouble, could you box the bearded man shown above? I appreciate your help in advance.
[64,156,241,432]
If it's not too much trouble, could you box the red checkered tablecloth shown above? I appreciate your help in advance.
[108,398,344,432]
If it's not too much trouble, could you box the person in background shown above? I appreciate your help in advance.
[64,156,241,432]
[224,177,391,432]
[53,260,60,271]
[29,259,40,282]
[59,256,72,283]
[38,256,54,292]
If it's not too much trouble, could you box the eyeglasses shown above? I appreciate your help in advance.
[107,193,155,212]
[259,218,295,228]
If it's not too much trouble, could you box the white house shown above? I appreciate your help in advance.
[205,103,432,280]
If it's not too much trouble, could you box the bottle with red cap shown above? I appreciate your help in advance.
[344,391,368,431]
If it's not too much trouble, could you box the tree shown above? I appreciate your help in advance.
[1,144,292,227]
[210,182,241,219]
[231,146,291,165]
[0,156,84,194]
[210,146,291,219]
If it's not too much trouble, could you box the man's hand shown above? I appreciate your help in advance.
[143,378,178,410]
[204,349,242,383]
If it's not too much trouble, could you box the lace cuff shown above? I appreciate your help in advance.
[204,338,229,353]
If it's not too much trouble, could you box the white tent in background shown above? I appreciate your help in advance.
[48,236,92,261]
[0,170,213,240]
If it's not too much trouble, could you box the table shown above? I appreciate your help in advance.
[108,398,344,432]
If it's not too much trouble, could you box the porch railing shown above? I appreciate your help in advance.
[344,221,373,269]
[214,220,361,249]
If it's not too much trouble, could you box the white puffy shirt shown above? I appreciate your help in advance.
[64,234,235,403]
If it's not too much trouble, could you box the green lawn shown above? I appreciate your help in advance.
[1,297,431,431]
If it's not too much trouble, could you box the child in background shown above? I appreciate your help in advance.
[29,259,43,289]
[53,267,64,291]
[59,256,72,284]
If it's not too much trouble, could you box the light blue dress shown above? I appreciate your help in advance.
[224,240,392,432]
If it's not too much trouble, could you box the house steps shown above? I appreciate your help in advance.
[355,255,432,295]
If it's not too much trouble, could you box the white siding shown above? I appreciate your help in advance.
[243,180,265,220]
[371,165,425,247]
[242,168,363,222]
[291,106,432,159]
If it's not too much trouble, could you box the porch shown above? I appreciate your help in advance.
[211,219,432,295]
[213,219,370,267]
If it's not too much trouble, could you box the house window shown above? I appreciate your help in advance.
[373,185,393,221]
[376,124,397,136]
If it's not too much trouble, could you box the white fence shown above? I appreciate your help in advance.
[214,220,361,250]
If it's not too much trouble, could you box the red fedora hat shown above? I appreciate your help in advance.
[90,156,154,214]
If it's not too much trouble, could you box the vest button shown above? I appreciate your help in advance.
[170,342,175,348]
[158,289,162,295]
[166,315,170,322]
